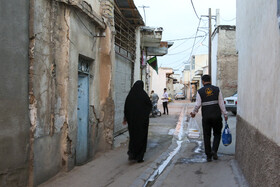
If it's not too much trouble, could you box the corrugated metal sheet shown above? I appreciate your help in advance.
[115,0,144,26]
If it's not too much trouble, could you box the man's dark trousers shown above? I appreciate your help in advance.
[163,102,168,114]
[202,116,223,157]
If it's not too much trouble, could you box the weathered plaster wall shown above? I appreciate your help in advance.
[86,0,101,14]
[0,0,30,186]
[1,0,115,185]
[30,0,111,185]
[31,1,71,185]
[98,0,115,150]
[236,0,280,185]
[212,27,238,97]
[217,28,238,97]
[236,0,280,145]
[98,25,115,151]
[68,7,100,162]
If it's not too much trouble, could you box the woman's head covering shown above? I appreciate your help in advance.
[129,80,144,95]
[124,80,152,120]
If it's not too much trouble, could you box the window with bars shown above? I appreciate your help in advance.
[114,7,136,61]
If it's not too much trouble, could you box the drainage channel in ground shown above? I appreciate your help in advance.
[143,105,187,187]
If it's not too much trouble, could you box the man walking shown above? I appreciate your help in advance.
[162,88,169,115]
[150,90,159,105]
[150,90,159,117]
[190,75,228,162]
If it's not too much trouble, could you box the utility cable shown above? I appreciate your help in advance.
[167,35,206,56]
[187,18,202,62]
[167,18,206,70]
[164,35,206,69]
[168,33,197,51]
[190,0,200,20]
[168,39,189,52]
[165,35,205,42]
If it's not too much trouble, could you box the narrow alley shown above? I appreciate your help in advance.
[40,101,246,187]
[1,0,280,186]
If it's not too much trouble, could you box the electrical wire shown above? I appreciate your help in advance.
[168,34,197,51]
[162,35,207,69]
[187,18,202,62]
[165,35,205,42]
[162,18,209,70]
[168,39,190,52]
[190,0,200,20]
[167,35,206,56]
[173,54,208,71]
[166,18,205,70]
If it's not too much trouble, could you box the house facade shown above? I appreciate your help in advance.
[236,0,280,186]
[211,25,238,97]
[0,0,144,186]
[150,67,174,99]
[182,54,208,100]
[113,1,144,136]
[173,74,184,96]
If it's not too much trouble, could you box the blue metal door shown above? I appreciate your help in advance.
[76,73,89,165]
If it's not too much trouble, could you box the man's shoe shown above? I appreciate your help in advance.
[212,152,218,160]
[137,159,144,163]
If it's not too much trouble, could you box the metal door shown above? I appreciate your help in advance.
[76,73,89,165]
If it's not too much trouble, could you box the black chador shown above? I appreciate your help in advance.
[124,80,152,162]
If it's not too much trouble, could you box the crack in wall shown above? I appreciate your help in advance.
[24,0,116,184]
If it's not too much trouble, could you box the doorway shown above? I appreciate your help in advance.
[76,56,90,165]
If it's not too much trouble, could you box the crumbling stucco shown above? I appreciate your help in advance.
[100,0,114,27]
[1,0,118,185]
[55,0,105,29]
[60,121,73,171]
[217,54,238,97]
[214,27,238,97]
[31,0,70,138]
[97,23,115,151]
[29,1,73,185]
[28,0,36,186]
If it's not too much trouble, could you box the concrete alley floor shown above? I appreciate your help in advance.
[40,101,248,187]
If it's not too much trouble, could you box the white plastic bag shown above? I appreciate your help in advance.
[187,117,200,139]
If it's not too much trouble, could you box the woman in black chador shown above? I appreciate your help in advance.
[123,80,152,163]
